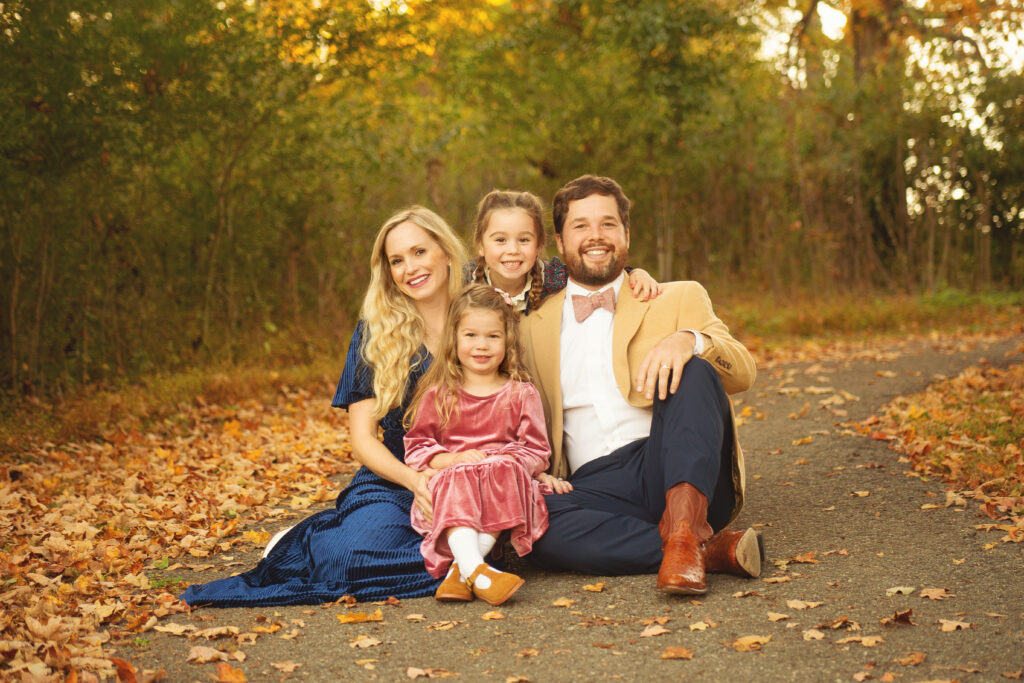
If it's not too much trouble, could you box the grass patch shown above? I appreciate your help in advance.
[2,288,1022,456]
[725,288,1024,344]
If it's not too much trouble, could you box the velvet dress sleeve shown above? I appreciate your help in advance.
[490,382,552,477]
[402,386,450,471]
[331,320,374,410]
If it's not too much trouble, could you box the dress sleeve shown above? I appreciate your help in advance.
[540,257,568,298]
[331,320,374,410]
[402,387,450,471]
[492,383,552,477]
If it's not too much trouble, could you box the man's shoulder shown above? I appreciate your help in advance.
[647,280,708,305]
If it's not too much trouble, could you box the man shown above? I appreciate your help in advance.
[521,175,759,594]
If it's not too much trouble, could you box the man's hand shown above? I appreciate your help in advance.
[536,472,574,494]
[635,330,697,401]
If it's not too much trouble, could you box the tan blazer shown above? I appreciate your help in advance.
[521,280,756,525]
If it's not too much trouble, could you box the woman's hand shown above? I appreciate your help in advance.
[627,268,663,301]
[411,467,437,524]
[537,472,574,494]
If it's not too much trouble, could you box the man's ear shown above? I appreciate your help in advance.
[624,227,630,250]
[555,234,565,257]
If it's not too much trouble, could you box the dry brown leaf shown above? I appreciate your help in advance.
[582,582,606,592]
[427,621,462,631]
[919,587,954,600]
[880,609,916,626]
[406,614,426,622]
[660,646,694,660]
[894,651,926,666]
[186,646,227,664]
[689,620,710,631]
[938,618,974,631]
[786,599,823,610]
[517,649,539,657]
[481,611,505,620]
[337,609,383,624]
[194,626,240,640]
[730,635,771,652]
[639,624,670,638]
[790,552,819,564]
[270,661,301,673]
[551,597,576,607]
[802,629,825,641]
[350,635,381,649]
[762,576,791,584]
[767,612,790,622]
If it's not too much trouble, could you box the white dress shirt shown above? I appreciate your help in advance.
[560,274,653,473]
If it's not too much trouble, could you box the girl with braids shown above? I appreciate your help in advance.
[181,206,465,606]
[464,190,661,314]
[403,284,568,605]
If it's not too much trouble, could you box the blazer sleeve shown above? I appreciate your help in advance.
[685,282,756,395]
[402,387,449,471]
[490,383,552,477]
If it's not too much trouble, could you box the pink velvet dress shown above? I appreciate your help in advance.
[404,380,552,578]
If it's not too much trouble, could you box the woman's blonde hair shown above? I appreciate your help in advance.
[404,283,530,429]
[469,190,547,312]
[361,206,466,420]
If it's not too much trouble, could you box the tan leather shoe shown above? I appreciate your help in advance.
[466,564,525,606]
[704,527,763,578]
[434,566,473,602]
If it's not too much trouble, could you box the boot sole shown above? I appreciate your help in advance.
[735,528,763,578]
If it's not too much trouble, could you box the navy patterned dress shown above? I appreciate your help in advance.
[180,321,440,606]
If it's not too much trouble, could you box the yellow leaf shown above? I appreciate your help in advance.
[767,612,789,622]
[660,646,694,660]
[481,611,505,620]
[731,635,771,652]
[551,597,576,607]
[802,629,825,641]
[337,609,383,624]
[792,436,813,445]
[582,582,605,592]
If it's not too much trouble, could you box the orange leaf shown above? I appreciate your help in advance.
[730,635,771,652]
[212,662,248,682]
[660,646,694,660]
[337,609,383,624]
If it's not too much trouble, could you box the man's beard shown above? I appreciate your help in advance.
[562,241,629,288]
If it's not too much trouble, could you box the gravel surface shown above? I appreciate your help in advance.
[134,333,1024,682]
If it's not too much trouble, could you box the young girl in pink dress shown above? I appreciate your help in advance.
[403,283,568,605]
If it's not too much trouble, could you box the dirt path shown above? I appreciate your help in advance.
[135,334,1024,682]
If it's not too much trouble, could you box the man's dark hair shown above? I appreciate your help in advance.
[551,175,631,235]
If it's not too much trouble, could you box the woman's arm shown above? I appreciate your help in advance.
[349,398,436,524]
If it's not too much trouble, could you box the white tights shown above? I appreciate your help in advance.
[446,527,498,588]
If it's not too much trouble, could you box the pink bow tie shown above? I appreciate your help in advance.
[571,288,616,323]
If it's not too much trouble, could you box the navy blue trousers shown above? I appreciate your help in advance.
[529,358,735,575]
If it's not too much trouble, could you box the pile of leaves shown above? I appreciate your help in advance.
[868,355,1024,519]
[0,385,352,680]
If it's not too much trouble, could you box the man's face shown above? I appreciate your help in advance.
[555,193,629,290]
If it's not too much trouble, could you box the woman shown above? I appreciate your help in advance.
[180,206,466,606]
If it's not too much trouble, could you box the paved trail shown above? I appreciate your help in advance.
[138,334,1024,682]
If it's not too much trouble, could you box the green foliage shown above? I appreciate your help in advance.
[1,0,1020,395]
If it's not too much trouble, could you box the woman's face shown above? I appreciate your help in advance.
[384,221,451,305]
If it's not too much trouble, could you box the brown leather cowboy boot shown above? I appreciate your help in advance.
[656,483,713,594]
[704,527,763,578]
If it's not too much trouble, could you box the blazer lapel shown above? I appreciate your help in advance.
[612,281,647,400]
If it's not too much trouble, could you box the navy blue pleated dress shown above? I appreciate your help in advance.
[180,321,441,607]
